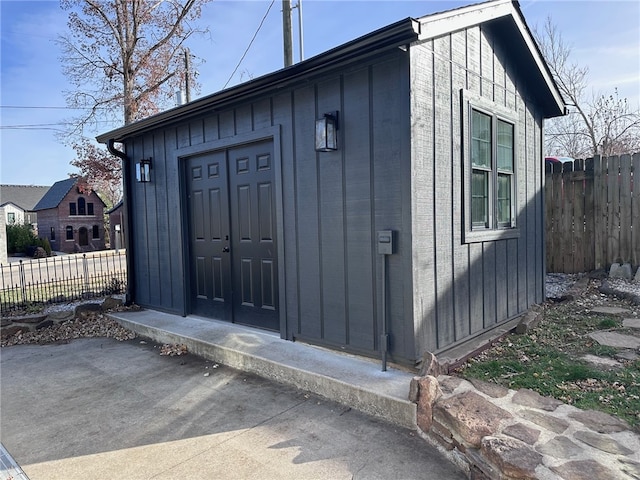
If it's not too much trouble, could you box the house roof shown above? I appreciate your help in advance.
[33,178,78,211]
[97,0,565,145]
[106,199,123,215]
[0,185,51,211]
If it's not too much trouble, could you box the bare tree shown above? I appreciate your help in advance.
[58,0,212,133]
[535,17,640,158]
[58,0,212,202]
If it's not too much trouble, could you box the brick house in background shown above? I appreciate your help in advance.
[34,178,106,253]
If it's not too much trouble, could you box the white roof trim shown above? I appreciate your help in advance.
[416,0,513,40]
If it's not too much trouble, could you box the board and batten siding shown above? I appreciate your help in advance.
[123,49,417,363]
[410,22,545,356]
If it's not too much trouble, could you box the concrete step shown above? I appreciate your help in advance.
[107,310,417,429]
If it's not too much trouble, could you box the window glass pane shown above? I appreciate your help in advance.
[66,226,73,240]
[471,110,491,168]
[78,197,86,215]
[88,203,94,216]
[69,203,76,216]
[471,170,489,228]
[497,120,513,172]
[497,173,512,225]
[92,225,99,239]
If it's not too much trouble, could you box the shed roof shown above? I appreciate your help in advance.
[33,178,78,211]
[0,185,50,211]
[97,0,565,144]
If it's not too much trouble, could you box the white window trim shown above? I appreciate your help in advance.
[462,90,519,244]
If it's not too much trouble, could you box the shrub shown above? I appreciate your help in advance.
[6,223,38,254]
[37,237,52,256]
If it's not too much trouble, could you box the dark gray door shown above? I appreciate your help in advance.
[187,141,278,331]
[187,150,232,321]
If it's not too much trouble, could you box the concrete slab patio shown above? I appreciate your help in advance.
[0,337,465,480]
[107,310,418,429]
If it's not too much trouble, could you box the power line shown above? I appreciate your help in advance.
[0,105,104,110]
[223,0,276,89]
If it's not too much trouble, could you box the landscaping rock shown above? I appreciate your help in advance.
[502,423,541,445]
[590,306,631,315]
[416,375,442,433]
[36,320,54,330]
[568,409,629,434]
[9,314,47,324]
[437,375,463,394]
[588,331,640,349]
[536,435,583,459]
[74,303,102,320]
[573,430,634,455]
[433,391,512,448]
[551,459,615,480]
[408,376,420,403]
[515,310,542,334]
[481,435,542,479]
[102,296,124,311]
[623,318,640,329]
[615,350,639,362]
[619,458,640,479]
[609,263,633,280]
[519,409,569,434]
[512,388,563,411]
[580,354,621,369]
[46,310,74,323]
[468,378,509,398]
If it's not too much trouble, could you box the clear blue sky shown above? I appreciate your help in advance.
[1,0,639,186]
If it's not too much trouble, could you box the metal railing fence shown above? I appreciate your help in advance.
[0,251,127,315]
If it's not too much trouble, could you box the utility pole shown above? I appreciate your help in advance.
[292,0,304,62]
[184,48,191,102]
[282,0,293,67]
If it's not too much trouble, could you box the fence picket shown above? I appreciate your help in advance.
[633,153,640,267]
[619,154,632,263]
[583,158,595,270]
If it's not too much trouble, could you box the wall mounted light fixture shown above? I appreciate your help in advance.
[315,111,339,152]
[137,158,152,183]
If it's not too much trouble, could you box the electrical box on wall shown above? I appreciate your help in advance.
[377,230,394,255]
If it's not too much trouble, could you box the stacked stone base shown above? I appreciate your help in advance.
[411,375,640,480]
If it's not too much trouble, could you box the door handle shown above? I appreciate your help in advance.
[222,246,230,253]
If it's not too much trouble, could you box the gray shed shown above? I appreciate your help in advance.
[98,0,565,367]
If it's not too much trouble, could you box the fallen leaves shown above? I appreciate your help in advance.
[159,343,188,356]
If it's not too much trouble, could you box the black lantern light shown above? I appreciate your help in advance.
[315,111,339,152]
[137,158,152,183]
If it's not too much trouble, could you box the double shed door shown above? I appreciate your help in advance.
[187,140,278,331]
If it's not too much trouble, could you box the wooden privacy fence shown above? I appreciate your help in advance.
[545,153,639,273]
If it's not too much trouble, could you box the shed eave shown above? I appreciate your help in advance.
[96,18,420,144]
